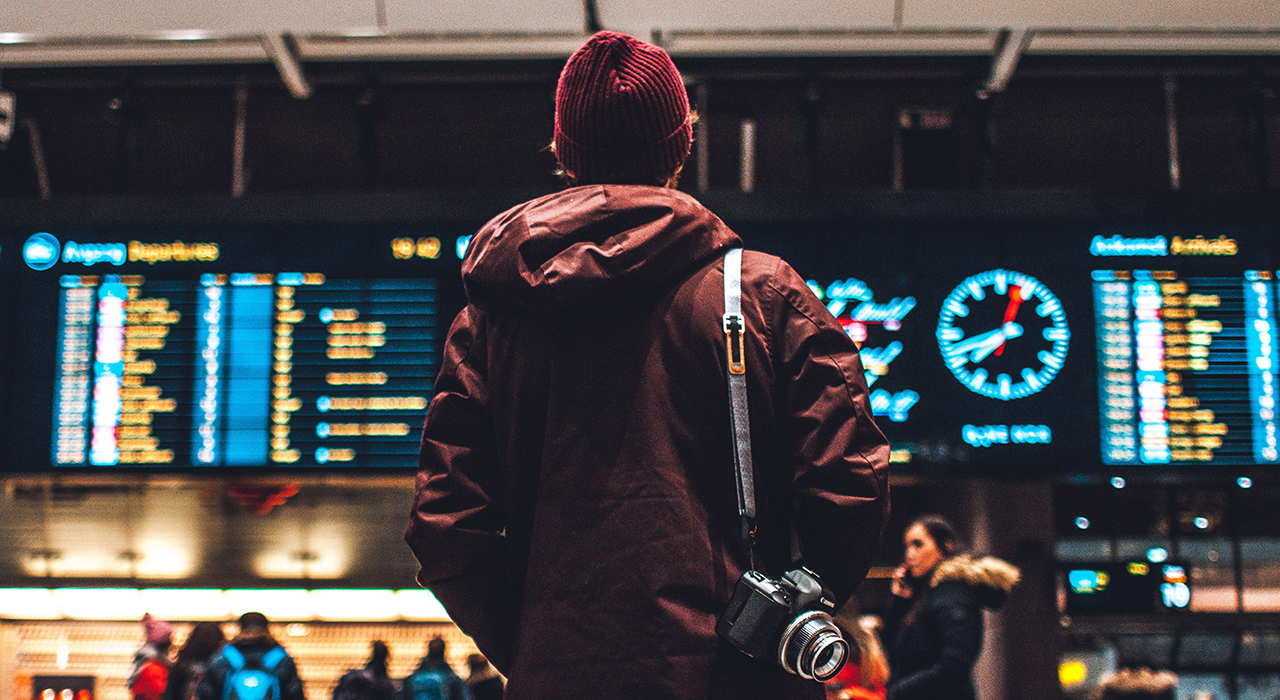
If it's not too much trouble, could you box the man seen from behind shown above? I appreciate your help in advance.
[197,612,305,700]
[405,29,890,700]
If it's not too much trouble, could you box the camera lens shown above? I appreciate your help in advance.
[808,634,848,681]
[778,611,850,681]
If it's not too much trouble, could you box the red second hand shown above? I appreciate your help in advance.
[994,285,1023,357]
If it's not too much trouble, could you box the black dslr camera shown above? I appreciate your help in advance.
[716,567,849,681]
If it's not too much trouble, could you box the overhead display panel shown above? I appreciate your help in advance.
[5,226,464,472]
[751,222,1276,475]
[1093,269,1277,465]
[2,204,1277,475]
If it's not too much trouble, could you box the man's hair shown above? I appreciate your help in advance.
[238,611,270,631]
[426,637,446,658]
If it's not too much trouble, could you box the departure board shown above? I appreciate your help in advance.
[51,273,437,468]
[1094,270,1278,465]
[3,225,464,472]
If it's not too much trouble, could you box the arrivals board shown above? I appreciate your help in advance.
[1094,270,1279,465]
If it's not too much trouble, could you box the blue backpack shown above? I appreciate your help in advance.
[403,669,449,700]
[221,646,288,700]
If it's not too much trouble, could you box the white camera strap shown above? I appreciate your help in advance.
[724,248,804,567]
[723,248,757,551]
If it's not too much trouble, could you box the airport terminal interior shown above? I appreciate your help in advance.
[1,0,1279,698]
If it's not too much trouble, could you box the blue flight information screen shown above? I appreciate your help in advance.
[6,228,463,471]
[1094,270,1278,465]
[51,273,437,468]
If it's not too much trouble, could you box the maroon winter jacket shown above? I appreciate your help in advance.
[406,185,890,700]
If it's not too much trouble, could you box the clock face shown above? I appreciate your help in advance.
[936,269,1070,400]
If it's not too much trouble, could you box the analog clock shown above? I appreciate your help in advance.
[936,269,1070,400]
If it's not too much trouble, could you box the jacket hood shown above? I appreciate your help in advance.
[462,185,740,311]
[930,554,1020,610]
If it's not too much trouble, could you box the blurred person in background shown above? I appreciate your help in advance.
[401,638,471,700]
[162,621,227,700]
[1098,668,1177,700]
[197,612,306,700]
[883,516,1020,700]
[131,614,174,700]
[405,28,889,700]
[825,615,888,700]
[464,655,502,700]
[333,641,397,700]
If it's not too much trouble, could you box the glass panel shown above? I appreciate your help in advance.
[1058,539,1113,561]
[1242,566,1280,612]
[1238,674,1280,700]
[1179,539,1235,565]
[1237,487,1280,537]
[1239,539,1280,562]
[1116,538,1173,562]
[1176,634,1235,666]
[1112,486,1170,537]
[1239,634,1280,667]
[1115,634,1174,668]
[1190,566,1238,612]
[1175,674,1229,700]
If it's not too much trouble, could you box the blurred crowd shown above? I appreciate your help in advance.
[127,612,502,700]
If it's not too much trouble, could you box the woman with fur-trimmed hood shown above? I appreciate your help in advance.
[883,516,1020,700]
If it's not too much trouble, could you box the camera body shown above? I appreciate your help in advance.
[717,567,849,681]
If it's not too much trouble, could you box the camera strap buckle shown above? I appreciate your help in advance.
[723,312,746,375]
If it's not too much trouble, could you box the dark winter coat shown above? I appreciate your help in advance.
[885,556,1020,700]
[163,659,212,700]
[405,185,891,700]
[196,630,305,700]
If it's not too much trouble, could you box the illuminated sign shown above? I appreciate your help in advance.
[1090,235,1169,257]
[23,232,60,270]
[1170,236,1237,256]
[128,241,220,264]
[1089,234,1237,257]
[1069,569,1109,594]
[1064,562,1189,614]
[23,233,219,269]
[813,277,919,424]
[62,241,126,266]
[962,424,1052,448]
[391,237,442,260]
[1160,565,1190,608]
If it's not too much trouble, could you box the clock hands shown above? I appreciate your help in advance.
[947,322,1024,364]
[994,285,1023,357]
[937,270,1068,401]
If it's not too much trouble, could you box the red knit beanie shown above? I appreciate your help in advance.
[554,31,693,184]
